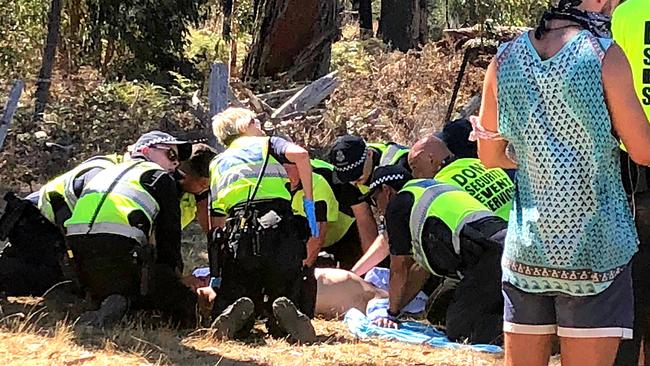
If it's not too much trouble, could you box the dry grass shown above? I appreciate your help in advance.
[0,303,506,366]
[0,225,518,366]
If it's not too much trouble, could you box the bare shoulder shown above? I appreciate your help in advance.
[602,43,629,74]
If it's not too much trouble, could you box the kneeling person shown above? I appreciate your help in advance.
[65,131,197,328]
[208,108,317,343]
[367,166,506,345]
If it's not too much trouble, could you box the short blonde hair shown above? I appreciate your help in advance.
[211,107,256,145]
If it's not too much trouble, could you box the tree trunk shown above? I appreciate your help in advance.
[358,0,372,38]
[33,0,62,121]
[242,0,340,82]
[222,0,234,40]
[378,0,428,52]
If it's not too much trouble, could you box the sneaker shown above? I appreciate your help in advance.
[272,297,316,344]
[211,297,254,339]
[77,294,128,328]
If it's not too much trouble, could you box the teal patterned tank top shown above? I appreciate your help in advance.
[496,30,638,296]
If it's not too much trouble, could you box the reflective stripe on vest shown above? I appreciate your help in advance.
[403,179,494,275]
[368,143,409,167]
[215,162,288,193]
[379,144,406,166]
[209,136,290,215]
[83,185,158,220]
[38,155,119,223]
[63,156,121,208]
[65,161,161,245]
[66,222,147,244]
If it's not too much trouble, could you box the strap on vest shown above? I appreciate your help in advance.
[67,222,148,245]
[84,161,146,235]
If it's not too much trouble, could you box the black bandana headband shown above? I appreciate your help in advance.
[535,0,612,39]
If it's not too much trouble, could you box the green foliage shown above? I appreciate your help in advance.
[0,0,48,80]
[428,0,549,30]
[331,37,388,75]
[86,0,210,84]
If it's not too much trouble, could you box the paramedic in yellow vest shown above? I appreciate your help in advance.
[65,131,199,328]
[365,165,506,345]
[408,136,514,221]
[207,107,317,343]
[612,4,650,365]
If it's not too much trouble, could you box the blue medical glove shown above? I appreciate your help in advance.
[303,198,320,237]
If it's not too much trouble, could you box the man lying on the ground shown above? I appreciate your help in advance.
[194,266,431,320]
[365,165,505,345]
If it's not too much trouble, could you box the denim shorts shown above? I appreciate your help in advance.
[502,264,634,339]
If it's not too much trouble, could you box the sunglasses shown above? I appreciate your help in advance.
[152,145,179,162]
[369,191,379,207]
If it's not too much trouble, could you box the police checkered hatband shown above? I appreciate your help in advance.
[368,174,406,191]
[334,147,368,172]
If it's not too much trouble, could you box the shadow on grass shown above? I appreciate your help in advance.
[0,290,270,366]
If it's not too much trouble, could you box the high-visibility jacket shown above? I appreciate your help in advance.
[434,158,514,221]
[38,154,122,224]
[180,192,197,229]
[612,0,650,141]
[367,142,409,167]
[209,136,290,215]
[400,179,493,276]
[292,173,341,245]
[356,142,409,192]
[310,159,357,246]
[65,161,162,245]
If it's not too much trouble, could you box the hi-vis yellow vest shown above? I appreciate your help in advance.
[612,0,650,151]
[38,154,122,224]
[180,192,197,229]
[355,142,409,192]
[399,179,493,276]
[310,159,357,246]
[434,158,514,221]
[209,136,290,215]
[292,173,341,245]
[367,142,409,167]
[65,161,162,245]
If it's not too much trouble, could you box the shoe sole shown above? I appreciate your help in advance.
[272,298,316,344]
[211,298,254,339]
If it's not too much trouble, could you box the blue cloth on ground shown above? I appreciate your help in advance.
[344,308,502,353]
[364,267,429,318]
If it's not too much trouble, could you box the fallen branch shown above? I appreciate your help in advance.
[271,71,339,119]
[0,80,25,151]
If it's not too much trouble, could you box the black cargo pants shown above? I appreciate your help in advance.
[443,216,506,345]
[212,199,307,336]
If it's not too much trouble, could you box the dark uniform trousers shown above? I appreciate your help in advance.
[438,217,506,345]
[0,196,66,296]
[212,200,308,336]
[67,233,197,328]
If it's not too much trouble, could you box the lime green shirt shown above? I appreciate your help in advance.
[612,0,650,128]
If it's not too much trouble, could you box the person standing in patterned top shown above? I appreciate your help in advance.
[475,0,650,364]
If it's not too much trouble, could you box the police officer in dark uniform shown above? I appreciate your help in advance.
[65,131,197,328]
[208,107,317,343]
[366,165,506,345]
